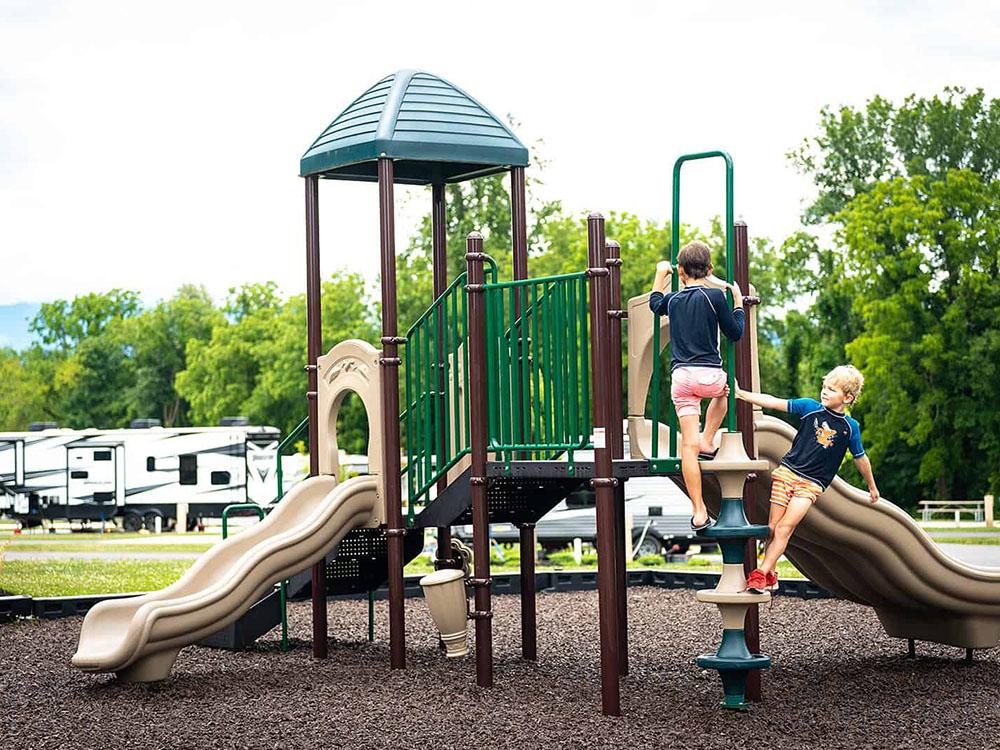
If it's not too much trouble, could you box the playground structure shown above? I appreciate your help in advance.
[73,70,1000,715]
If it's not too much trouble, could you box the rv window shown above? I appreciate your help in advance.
[211,471,230,486]
[94,450,112,461]
[70,470,89,479]
[146,457,156,472]
[179,454,197,485]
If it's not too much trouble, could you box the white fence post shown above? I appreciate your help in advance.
[624,512,634,562]
[986,495,995,529]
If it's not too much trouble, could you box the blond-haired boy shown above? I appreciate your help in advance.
[736,365,879,593]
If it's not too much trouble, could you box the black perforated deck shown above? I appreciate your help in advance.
[449,476,586,526]
[323,527,424,596]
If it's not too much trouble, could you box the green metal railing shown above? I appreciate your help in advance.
[650,151,738,472]
[276,416,309,500]
[484,272,592,472]
[402,259,497,521]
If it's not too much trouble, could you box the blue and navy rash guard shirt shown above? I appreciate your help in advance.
[781,398,865,490]
[649,286,745,370]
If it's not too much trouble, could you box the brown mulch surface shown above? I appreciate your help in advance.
[2,588,998,750]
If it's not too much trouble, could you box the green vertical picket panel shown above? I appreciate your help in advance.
[506,285,518,466]
[554,282,567,448]
[421,319,432,487]
[475,272,593,459]
[402,267,593,503]
[530,283,542,455]
[404,331,414,504]
[518,286,530,461]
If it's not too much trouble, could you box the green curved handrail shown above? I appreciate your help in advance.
[275,416,309,501]
[651,150,737,468]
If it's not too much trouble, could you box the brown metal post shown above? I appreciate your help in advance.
[588,214,621,716]
[606,239,628,676]
[304,176,327,659]
[377,157,406,670]
[734,219,761,701]
[466,233,494,688]
[511,165,537,660]
[431,182,452,567]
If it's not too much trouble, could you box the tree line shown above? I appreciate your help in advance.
[2,88,997,506]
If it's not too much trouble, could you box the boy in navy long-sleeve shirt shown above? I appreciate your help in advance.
[649,241,745,530]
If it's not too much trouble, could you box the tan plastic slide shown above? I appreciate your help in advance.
[73,338,388,681]
[72,474,380,680]
[746,414,1000,649]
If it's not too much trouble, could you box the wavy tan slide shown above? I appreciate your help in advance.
[72,474,380,680]
[73,338,388,681]
[743,414,1000,649]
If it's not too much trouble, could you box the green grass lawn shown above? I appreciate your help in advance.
[0,559,194,597]
[3,542,216,554]
[0,550,806,598]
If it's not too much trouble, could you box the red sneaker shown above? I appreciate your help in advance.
[745,568,767,594]
[766,571,779,592]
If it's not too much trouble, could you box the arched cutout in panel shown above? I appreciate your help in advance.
[317,340,385,526]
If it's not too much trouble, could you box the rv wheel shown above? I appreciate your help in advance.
[186,516,199,532]
[632,532,663,559]
[122,513,143,533]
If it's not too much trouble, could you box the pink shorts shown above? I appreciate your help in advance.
[671,366,727,418]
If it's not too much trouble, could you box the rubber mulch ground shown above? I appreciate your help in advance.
[2,588,998,750]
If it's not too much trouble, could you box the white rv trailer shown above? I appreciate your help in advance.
[0,422,280,531]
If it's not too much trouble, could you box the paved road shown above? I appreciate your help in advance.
[935,543,1000,568]
[4,551,202,561]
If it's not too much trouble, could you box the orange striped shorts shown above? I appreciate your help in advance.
[770,465,824,507]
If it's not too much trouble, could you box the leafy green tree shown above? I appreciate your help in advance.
[29,290,141,353]
[176,272,379,452]
[20,290,142,428]
[0,349,47,430]
[397,161,562,333]
[125,285,223,426]
[840,171,1000,501]
[789,87,1000,223]
[782,87,1000,502]
[58,333,136,428]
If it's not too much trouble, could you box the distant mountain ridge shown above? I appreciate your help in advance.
[0,303,40,350]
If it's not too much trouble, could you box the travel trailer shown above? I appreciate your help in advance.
[0,420,280,531]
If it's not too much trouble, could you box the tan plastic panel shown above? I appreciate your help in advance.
[317,339,385,527]
[72,473,380,680]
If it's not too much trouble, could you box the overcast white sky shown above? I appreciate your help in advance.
[2,0,999,308]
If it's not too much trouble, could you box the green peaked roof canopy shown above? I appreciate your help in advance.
[300,70,529,184]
